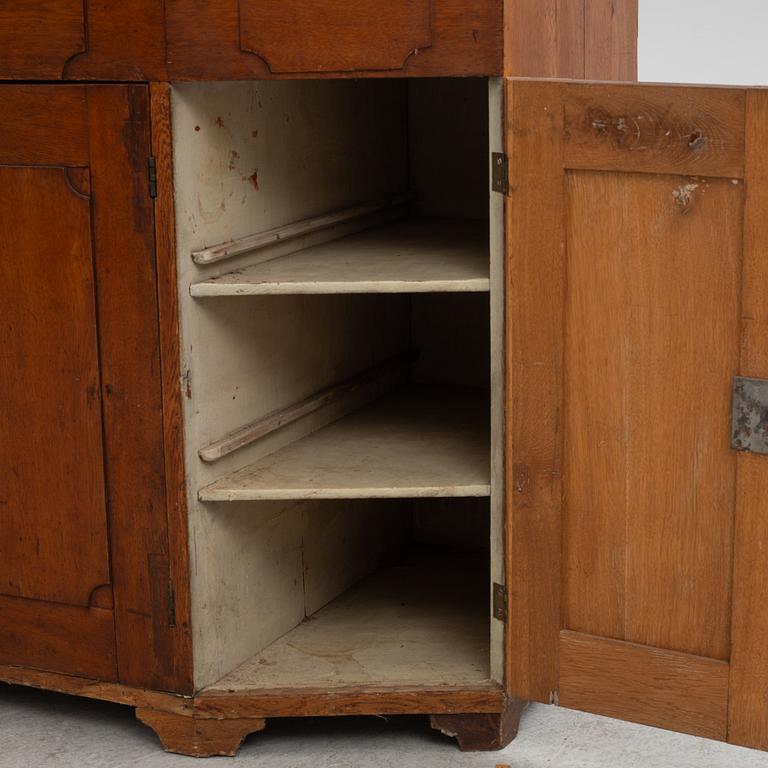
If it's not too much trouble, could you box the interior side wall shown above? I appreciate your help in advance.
[172,81,413,689]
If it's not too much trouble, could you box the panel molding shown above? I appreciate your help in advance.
[236,0,433,74]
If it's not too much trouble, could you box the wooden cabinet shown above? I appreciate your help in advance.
[504,79,768,748]
[30,5,768,764]
[0,84,190,693]
[0,1,165,80]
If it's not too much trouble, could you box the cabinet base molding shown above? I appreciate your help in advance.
[1,664,519,756]
[430,697,527,751]
[136,708,266,758]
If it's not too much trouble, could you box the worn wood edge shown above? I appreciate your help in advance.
[503,78,565,702]
[196,683,507,718]
[430,697,527,751]
[727,89,768,751]
[558,631,729,741]
[191,192,416,265]
[149,82,194,694]
[0,664,191,714]
[198,350,417,463]
[0,665,505,720]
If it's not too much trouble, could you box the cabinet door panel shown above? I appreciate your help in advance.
[0,165,109,607]
[504,79,765,747]
[0,85,191,691]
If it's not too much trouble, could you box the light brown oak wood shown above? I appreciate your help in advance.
[559,631,729,741]
[504,79,753,742]
[504,80,566,703]
[727,89,768,751]
[562,169,740,660]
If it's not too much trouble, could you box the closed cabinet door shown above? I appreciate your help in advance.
[504,79,768,749]
[0,85,187,691]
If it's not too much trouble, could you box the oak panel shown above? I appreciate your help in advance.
[0,166,110,607]
[563,170,741,660]
[559,631,729,741]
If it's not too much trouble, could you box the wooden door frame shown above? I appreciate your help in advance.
[503,79,768,749]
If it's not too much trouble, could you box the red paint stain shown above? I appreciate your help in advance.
[228,150,240,171]
[247,170,259,190]
[214,116,225,128]
[194,125,201,132]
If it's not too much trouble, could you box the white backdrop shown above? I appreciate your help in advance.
[639,0,768,85]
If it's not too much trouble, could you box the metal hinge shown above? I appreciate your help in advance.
[491,152,509,195]
[493,582,508,623]
[167,579,176,627]
[732,376,768,455]
[148,156,158,199]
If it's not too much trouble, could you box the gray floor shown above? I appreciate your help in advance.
[1,684,768,767]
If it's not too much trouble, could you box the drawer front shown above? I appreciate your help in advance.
[0,0,85,79]
[0,0,166,80]
[238,0,432,73]
[167,0,502,79]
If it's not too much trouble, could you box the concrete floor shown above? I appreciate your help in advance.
[1,684,768,767]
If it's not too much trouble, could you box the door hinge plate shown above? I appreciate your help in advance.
[493,582,508,622]
[732,376,768,455]
[148,156,158,199]
[491,152,509,195]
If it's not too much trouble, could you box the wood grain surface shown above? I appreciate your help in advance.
[727,89,768,751]
[559,631,729,741]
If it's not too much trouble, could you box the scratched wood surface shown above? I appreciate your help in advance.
[505,79,749,740]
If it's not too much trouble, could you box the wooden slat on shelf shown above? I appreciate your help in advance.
[199,351,416,463]
[199,387,490,501]
[190,218,489,295]
[191,192,415,265]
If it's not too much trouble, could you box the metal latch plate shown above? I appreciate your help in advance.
[492,582,508,622]
[732,376,768,455]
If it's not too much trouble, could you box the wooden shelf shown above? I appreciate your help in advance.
[190,218,489,296]
[204,555,490,692]
[199,387,490,501]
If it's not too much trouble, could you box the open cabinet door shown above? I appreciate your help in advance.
[504,80,768,749]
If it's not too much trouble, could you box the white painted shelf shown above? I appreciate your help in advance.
[204,555,490,691]
[198,387,490,501]
[190,218,489,296]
